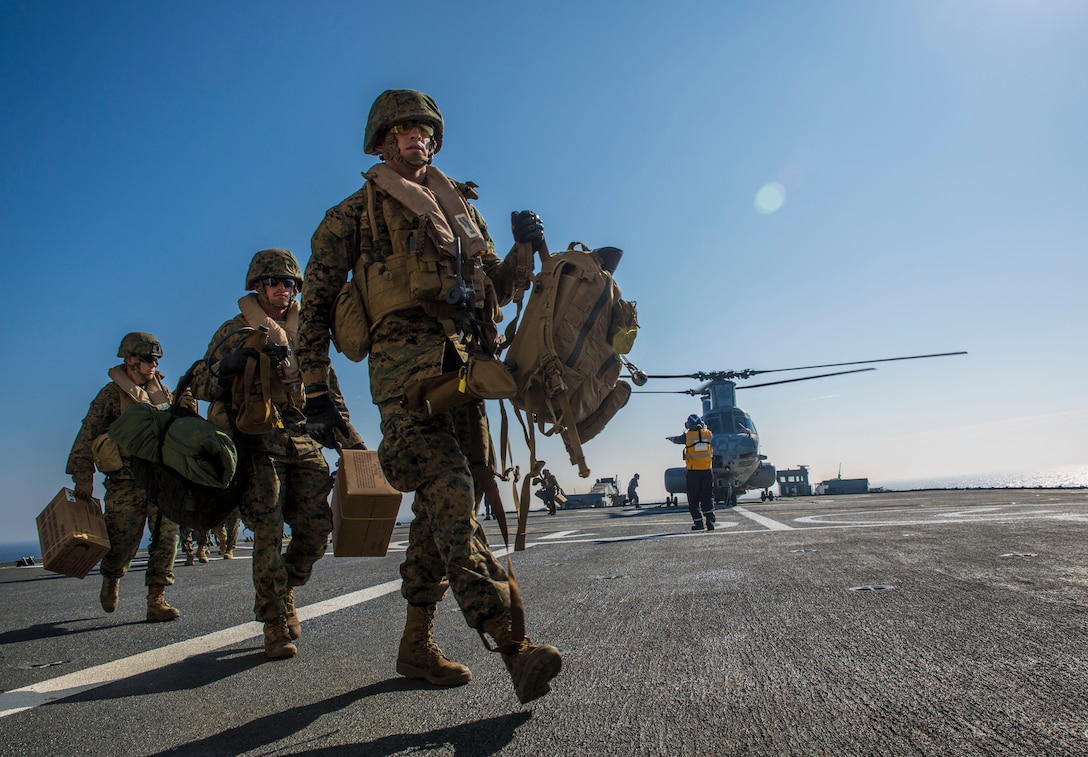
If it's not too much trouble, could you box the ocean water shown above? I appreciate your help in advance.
[878,463,1088,492]
[2,539,43,564]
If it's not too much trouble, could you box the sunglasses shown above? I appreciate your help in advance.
[139,355,160,364]
[390,122,435,138]
[262,277,298,289]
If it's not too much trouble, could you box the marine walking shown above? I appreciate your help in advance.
[297,88,563,702]
[190,248,363,658]
[66,332,192,621]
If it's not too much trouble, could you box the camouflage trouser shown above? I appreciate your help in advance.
[213,509,241,552]
[179,528,212,555]
[240,440,332,622]
[378,398,510,629]
[101,478,179,586]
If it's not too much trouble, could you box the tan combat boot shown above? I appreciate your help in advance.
[284,588,301,640]
[146,585,181,622]
[100,576,120,613]
[396,604,473,686]
[482,615,562,704]
[264,615,297,659]
[198,545,210,563]
[184,550,195,566]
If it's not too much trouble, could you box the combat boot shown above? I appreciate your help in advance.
[482,615,562,704]
[146,585,181,622]
[220,549,234,559]
[100,576,120,613]
[184,551,195,566]
[198,545,210,563]
[264,615,297,659]
[397,604,472,686]
[284,588,301,640]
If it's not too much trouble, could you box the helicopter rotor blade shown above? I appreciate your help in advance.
[639,351,965,382]
[740,351,968,377]
[632,389,707,396]
[736,367,876,389]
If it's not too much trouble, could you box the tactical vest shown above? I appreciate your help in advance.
[214,296,306,436]
[92,366,171,474]
[684,427,714,471]
[354,164,495,333]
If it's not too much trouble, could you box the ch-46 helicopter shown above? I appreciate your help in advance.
[635,352,967,507]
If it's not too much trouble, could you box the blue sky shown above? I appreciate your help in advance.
[2,1,1086,541]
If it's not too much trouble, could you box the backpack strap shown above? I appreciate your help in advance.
[499,239,550,355]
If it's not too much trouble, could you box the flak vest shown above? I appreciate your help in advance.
[684,427,714,471]
[212,295,306,436]
[354,163,496,333]
[91,366,171,475]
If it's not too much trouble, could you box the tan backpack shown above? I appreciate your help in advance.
[501,242,639,480]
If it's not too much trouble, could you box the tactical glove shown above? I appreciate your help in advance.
[511,210,545,251]
[216,347,259,379]
[304,386,350,449]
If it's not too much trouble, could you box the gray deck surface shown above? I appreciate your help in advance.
[2,489,1087,756]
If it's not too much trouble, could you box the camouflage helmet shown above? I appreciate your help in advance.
[117,332,164,359]
[245,248,303,290]
[363,89,444,156]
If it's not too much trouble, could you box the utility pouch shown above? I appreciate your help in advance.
[231,327,280,435]
[610,299,639,355]
[464,353,517,399]
[406,229,445,301]
[331,279,371,362]
[91,432,124,474]
[401,354,516,416]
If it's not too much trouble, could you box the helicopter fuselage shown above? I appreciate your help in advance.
[663,381,777,504]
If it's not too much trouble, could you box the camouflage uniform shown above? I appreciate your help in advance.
[300,204,517,629]
[191,311,333,623]
[179,527,213,563]
[299,89,562,702]
[212,508,242,557]
[66,375,187,587]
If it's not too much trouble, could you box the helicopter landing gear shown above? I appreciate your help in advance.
[724,484,737,508]
[760,489,775,502]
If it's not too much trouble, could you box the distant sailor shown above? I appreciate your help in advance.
[627,473,640,509]
[66,332,194,621]
[538,469,562,515]
[667,414,715,530]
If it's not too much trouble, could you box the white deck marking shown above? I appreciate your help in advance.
[0,541,517,719]
[0,578,401,717]
[538,530,584,540]
[732,506,795,531]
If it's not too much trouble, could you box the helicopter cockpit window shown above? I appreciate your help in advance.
[704,415,724,434]
[733,411,756,434]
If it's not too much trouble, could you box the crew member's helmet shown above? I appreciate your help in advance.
[363,89,444,157]
[685,414,702,430]
[117,332,164,359]
[245,248,303,291]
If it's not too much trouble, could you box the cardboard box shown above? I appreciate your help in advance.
[36,488,110,579]
[331,450,402,557]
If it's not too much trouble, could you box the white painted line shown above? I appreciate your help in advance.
[537,530,583,540]
[732,506,795,531]
[0,578,402,718]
